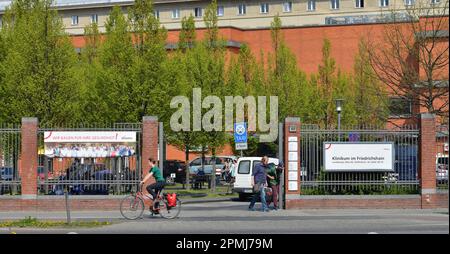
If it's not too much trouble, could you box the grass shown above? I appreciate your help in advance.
[0,216,111,228]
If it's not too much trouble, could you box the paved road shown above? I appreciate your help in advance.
[0,201,448,234]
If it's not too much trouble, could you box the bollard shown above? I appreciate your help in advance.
[64,187,71,224]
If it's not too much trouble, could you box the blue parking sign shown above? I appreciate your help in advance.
[234,122,247,143]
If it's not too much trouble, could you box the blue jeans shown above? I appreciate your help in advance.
[249,183,268,211]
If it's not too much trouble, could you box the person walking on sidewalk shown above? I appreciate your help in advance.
[266,162,281,210]
[248,156,270,212]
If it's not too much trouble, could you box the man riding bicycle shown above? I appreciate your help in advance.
[140,158,165,203]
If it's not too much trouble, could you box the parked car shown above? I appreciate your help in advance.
[163,160,186,184]
[0,167,14,181]
[189,156,236,176]
[233,157,279,201]
[436,154,449,183]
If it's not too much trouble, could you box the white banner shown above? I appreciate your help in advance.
[324,142,394,172]
[43,131,136,158]
[44,131,136,143]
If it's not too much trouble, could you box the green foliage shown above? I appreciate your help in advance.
[0,0,80,125]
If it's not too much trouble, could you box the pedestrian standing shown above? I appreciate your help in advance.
[266,163,280,210]
[248,156,270,212]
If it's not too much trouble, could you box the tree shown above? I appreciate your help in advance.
[352,40,389,127]
[317,38,337,128]
[366,1,449,123]
[0,0,80,125]
[98,5,135,122]
[165,17,200,190]
[196,0,228,192]
[179,15,196,51]
[74,22,110,124]
[128,0,169,121]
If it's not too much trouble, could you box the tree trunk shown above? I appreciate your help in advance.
[211,148,216,193]
[185,145,190,190]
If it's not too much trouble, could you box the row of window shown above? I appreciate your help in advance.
[68,0,442,25]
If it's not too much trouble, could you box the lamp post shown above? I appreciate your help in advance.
[335,99,344,141]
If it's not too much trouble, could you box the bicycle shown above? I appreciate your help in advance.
[120,183,181,220]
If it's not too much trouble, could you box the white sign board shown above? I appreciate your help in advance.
[235,142,248,150]
[288,142,298,151]
[288,181,298,191]
[288,172,298,181]
[288,161,298,171]
[324,142,394,172]
[44,131,136,143]
[43,131,136,158]
[288,152,298,161]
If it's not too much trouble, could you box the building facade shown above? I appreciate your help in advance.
[1,0,443,34]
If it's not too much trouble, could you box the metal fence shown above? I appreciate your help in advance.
[37,123,143,195]
[436,124,449,191]
[0,123,21,195]
[299,124,420,195]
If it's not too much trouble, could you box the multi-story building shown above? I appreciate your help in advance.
[0,0,438,35]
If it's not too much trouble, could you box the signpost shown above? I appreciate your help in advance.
[234,122,248,156]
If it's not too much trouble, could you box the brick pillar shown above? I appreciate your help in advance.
[419,113,437,208]
[284,117,301,199]
[20,117,38,198]
[142,116,159,196]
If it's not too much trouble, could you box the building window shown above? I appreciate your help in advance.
[331,0,340,9]
[307,0,316,11]
[380,0,389,7]
[404,0,414,5]
[194,7,203,18]
[355,0,364,8]
[90,14,98,24]
[431,0,440,4]
[283,2,293,12]
[172,9,180,19]
[217,5,224,16]
[154,10,160,19]
[238,4,247,15]
[260,3,269,14]
[388,98,411,117]
[71,15,79,25]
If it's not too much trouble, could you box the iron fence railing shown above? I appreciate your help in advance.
[299,124,420,195]
[37,123,143,195]
[0,123,21,195]
[436,125,448,191]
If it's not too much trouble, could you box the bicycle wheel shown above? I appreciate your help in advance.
[120,195,145,220]
[159,197,181,219]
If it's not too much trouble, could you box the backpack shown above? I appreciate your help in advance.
[166,193,177,207]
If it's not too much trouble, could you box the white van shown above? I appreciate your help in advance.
[233,157,280,200]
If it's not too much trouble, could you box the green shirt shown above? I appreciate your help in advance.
[149,166,164,182]
[266,165,279,186]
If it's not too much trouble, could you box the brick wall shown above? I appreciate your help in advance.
[285,196,423,209]
[20,117,38,197]
[419,113,439,208]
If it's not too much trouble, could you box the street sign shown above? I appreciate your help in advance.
[234,122,247,151]
[235,142,248,150]
[234,122,247,143]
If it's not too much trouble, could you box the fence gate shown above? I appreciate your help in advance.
[37,123,143,195]
[299,124,420,195]
[0,124,21,195]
